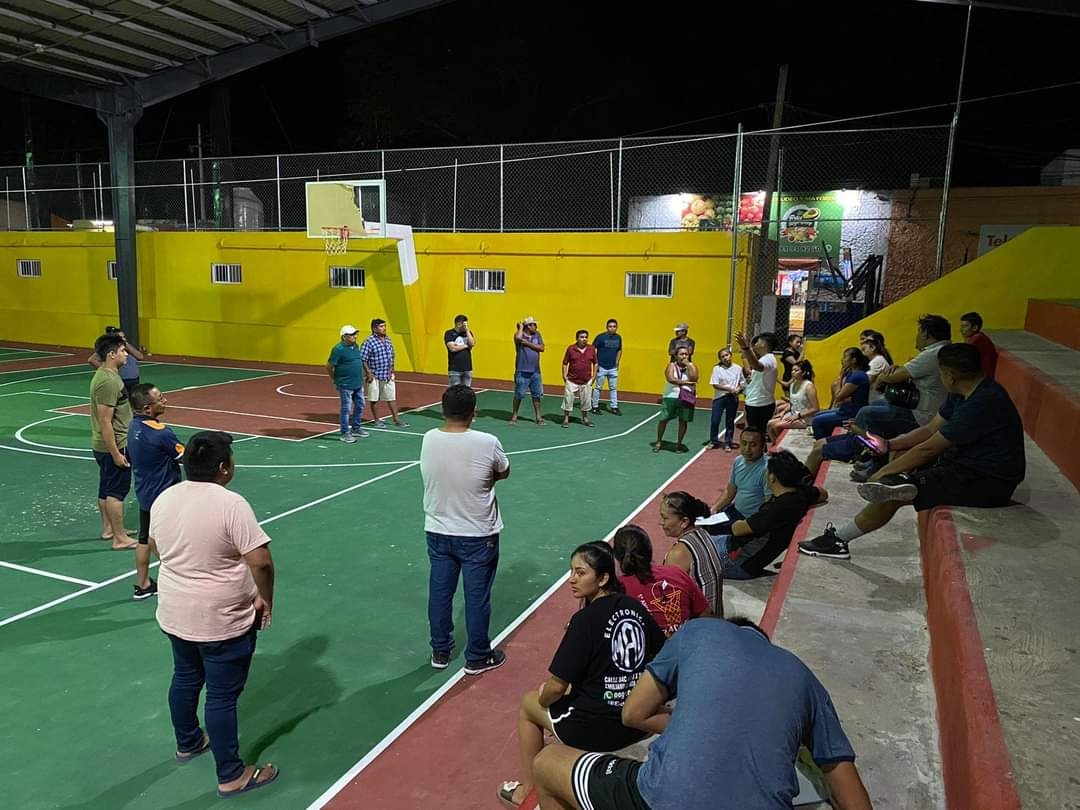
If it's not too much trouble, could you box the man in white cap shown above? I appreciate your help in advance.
[327,325,370,443]
[510,317,546,425]
[668,323,696,361]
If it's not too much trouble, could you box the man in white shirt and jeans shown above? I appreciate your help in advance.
[421,385,511,675]
[735,331,779,440]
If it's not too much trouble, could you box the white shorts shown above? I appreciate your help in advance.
[563,380,593,412]
[367,378,397,402]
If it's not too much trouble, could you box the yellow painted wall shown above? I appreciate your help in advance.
[803,225,1080,370]
[0,230,747,395]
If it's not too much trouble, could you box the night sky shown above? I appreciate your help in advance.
[2,0,1080,186]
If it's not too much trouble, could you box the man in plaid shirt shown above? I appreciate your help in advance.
[362,318,410,428]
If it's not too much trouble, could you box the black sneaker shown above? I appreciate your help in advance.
[464,649,506,675]
[798,525,851,560]
[610,408,622,416]
[133,578,158,600]
[430,649,452,670]
[857,475,917,504]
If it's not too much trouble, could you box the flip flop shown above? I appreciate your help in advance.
[175,732,210,763]
[582,419,594,427]
[562,421,570,429]
[652,443,662,453]
[676,444,689,453]
[218,764,280,799]
[498,780,523,808]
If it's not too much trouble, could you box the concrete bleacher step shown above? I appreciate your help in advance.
[992,327,1080,492]
[729,429,946,809]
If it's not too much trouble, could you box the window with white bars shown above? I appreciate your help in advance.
[107,260,118,281]
[625,271,674,298]
[329,266,365,289]
[465,268,506,293]
[211,263,242,285]
[17,259,42,278]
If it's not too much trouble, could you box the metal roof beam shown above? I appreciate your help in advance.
[0,32,149,77]
[282,0,333,18]
[0,47,118,84]
[38,0,218,56]
[125,0,254,44]
[199,0,293,32]
[69,0,453,111]
[0,6,182,67]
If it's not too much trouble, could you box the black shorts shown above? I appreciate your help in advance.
[571,753,650,810]
[122,377,139,394]
[138,509,151,544]
[911,461,1018,512]
[549,698,647,753]
[94,449,131,501]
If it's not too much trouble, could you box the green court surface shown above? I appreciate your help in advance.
[0,360,710,809]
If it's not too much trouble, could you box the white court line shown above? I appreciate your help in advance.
[171,371,289,392]
[506,411,658,456]
[276,383,336,400]
[14,414,86,453]
[0,443,93,461]
[0,363,85,376]
[305,443,711,810]
[0,560,97,587]
[0,460,421,629]
[0,351,71,364]
[0,368,95,386]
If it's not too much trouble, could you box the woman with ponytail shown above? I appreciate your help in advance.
[498,541,666,808]
[614,525,713,635]
[658,491,725,616]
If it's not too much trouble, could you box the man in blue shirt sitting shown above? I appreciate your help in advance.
[127,383,185,600]
[532,617,872,810]
[709,425,770,525]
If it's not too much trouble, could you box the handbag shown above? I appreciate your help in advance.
[677,386,697,407]
[883,380,920,409]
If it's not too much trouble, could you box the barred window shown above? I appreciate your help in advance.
[465,268,506,293]
[329,266,366,289]
[17,259,42,278]
[625,271,674,298]
[107,260,118,280]
[211,263,242,284]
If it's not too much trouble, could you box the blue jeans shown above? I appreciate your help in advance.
[427,531,499,662]
[592,367,619,409]
[710,394,738,446]
[513,371,543,401]
[337,385,366,434]
[710,534,753,580]
[811,407,855,439]
[854,401,918,438]
[166,626,257,784]
[449,370,473,387]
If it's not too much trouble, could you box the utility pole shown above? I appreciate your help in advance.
[749,64,788,331]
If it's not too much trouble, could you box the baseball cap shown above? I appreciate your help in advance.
[522,316,538,325]
[674,322,689,331]
[340,324,358,337]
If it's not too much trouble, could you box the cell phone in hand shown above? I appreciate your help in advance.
[856,432,888,455]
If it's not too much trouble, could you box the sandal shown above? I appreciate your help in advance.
[675,444,689,453]
[498,780,524,808]
[582,419,594,427]
[175,732,210,763]
[652,442,662,453]
[562,420,570,428]
[218,764,280,799]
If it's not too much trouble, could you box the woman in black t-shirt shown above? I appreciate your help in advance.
[498,542,666,809]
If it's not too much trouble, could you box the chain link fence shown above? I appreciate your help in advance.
[1,125,949,339]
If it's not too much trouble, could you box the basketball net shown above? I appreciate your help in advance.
[321,225,349,256]
[650,583,684,631]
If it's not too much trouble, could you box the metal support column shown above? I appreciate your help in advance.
[99,107,144,346]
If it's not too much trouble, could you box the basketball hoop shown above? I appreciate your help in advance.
[321,225,349,256]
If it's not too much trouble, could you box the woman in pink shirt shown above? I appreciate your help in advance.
[614,524,714,633]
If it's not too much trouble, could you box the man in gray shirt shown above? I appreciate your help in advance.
[510,317,546,425]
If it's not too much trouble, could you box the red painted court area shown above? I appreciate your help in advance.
[57,372,447,440]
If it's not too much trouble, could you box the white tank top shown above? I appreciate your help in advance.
[789,380,813,413]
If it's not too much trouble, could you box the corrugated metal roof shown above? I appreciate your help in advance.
[0,0,388,87]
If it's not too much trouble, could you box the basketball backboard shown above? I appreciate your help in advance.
[305,179,387,239]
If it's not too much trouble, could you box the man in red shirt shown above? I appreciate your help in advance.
[961,311,998,378]
[562,330,597,428]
